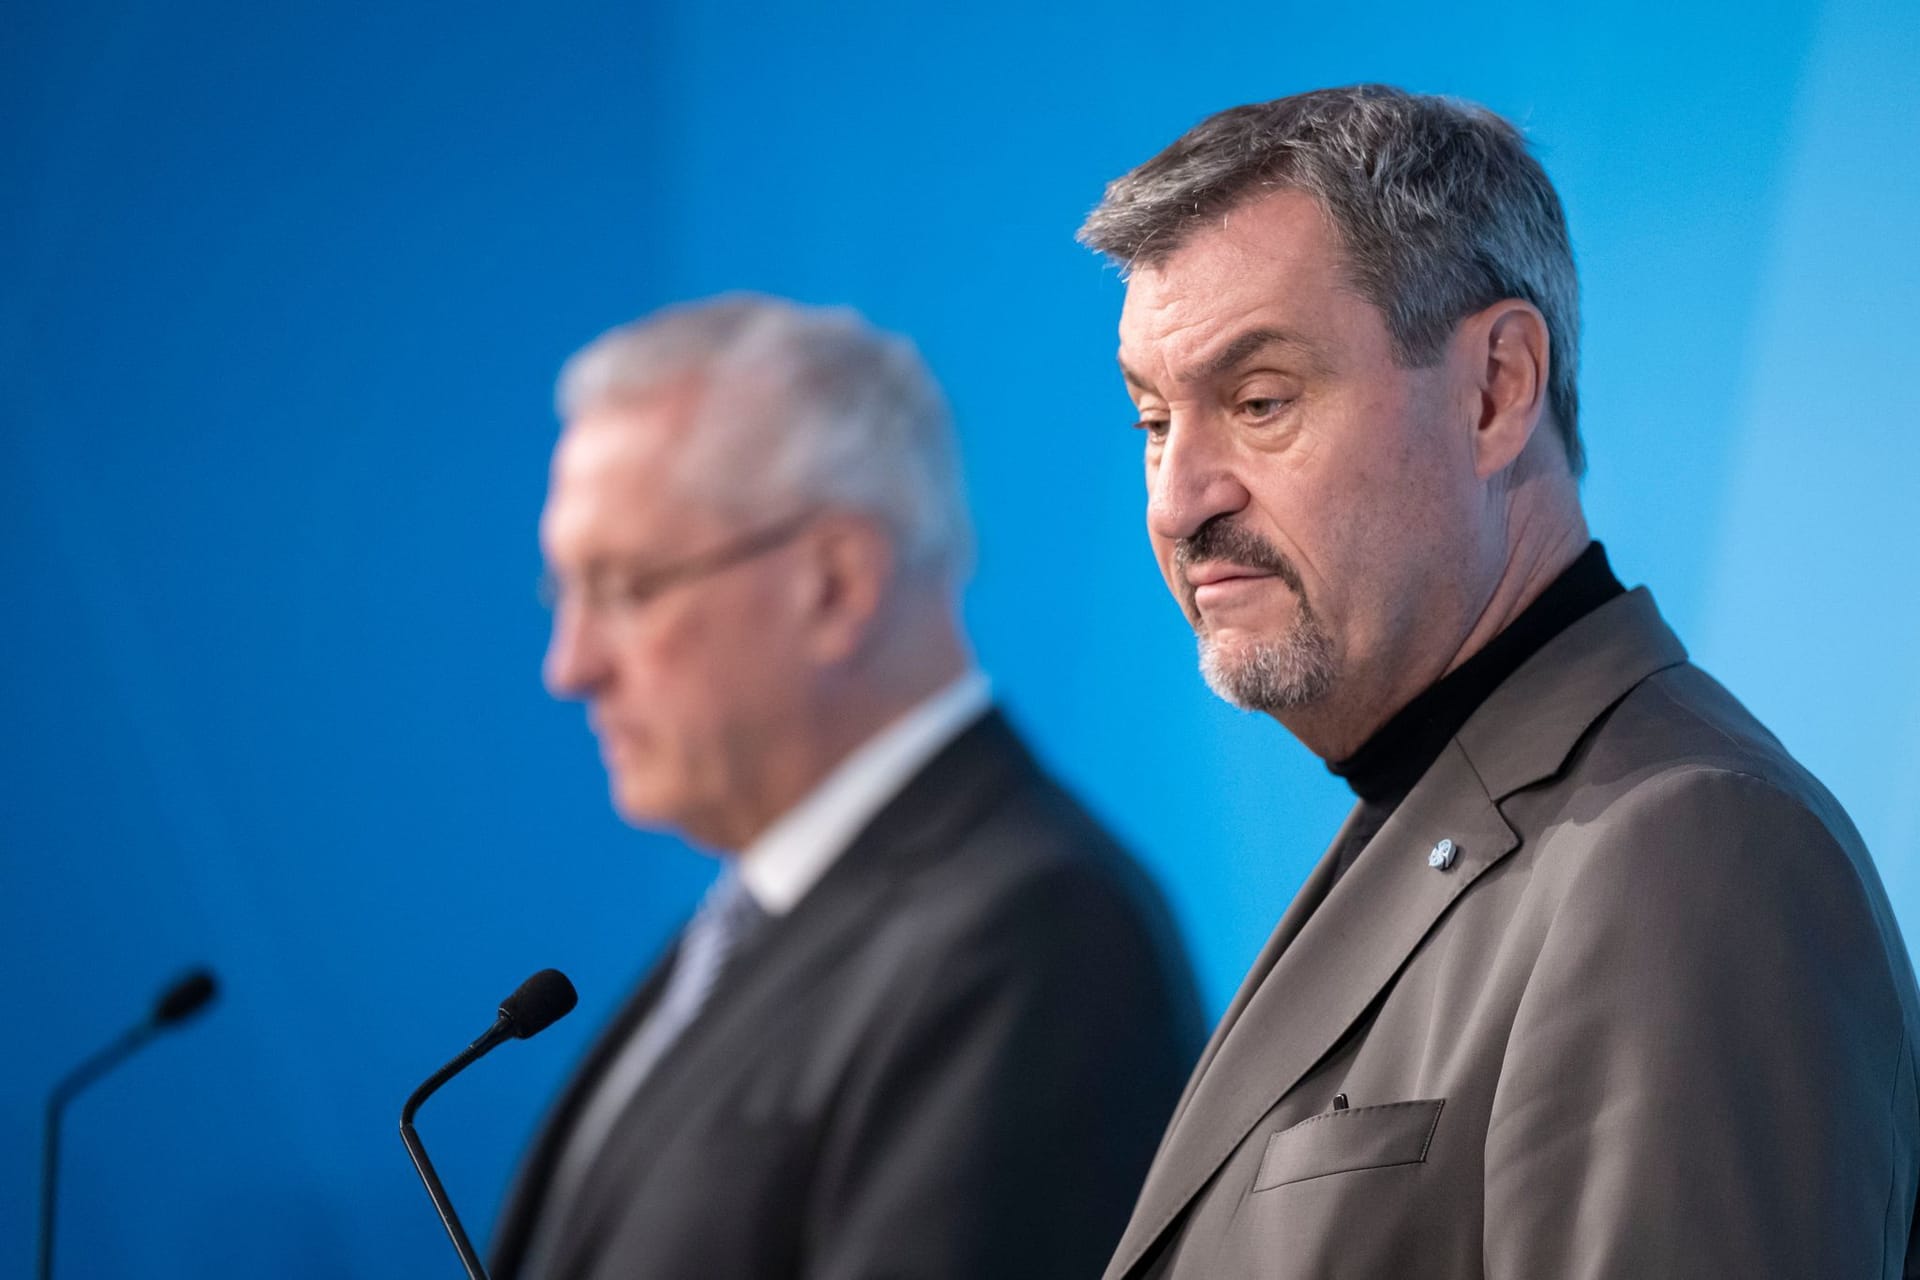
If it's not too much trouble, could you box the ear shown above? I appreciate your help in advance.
[1461,299,1551,479]
[798,513,895,664]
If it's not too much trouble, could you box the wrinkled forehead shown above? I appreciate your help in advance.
[543,387,739,552]
[557,375,695,475]
[1116,190,1365,388]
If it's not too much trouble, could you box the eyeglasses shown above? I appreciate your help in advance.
[539,509,818,621]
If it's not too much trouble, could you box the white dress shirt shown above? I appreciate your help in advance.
[737,670,993,915]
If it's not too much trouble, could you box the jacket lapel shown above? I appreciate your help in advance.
[492,954,678,1274]
[1107,744,1518,1278]
[1147,804,1355,1156]
[629,711,1030,1125]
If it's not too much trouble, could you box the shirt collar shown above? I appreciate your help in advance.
[736,670,993,915]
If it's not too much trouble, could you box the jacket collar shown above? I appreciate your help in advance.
[1460,588,1687,799]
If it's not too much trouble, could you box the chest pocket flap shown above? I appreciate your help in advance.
[1253,1098,1445,1191]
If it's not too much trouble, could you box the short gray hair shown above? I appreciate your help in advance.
[558,294,973,582]
[1079,85,1584,474]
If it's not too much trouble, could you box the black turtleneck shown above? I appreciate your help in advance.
[1325,541,1624,880]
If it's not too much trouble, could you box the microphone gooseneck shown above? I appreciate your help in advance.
[39,968,220,1280]
[400,970,577,1280]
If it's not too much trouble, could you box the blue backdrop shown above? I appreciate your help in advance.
[5,0,1915,1274]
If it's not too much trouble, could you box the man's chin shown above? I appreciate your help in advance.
[1197,631,1336,714]
[608,780,676,832]
[608,783,736,851]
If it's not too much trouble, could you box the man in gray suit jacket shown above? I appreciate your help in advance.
[496,295,1201,1280]
[1078,85,1920,1277]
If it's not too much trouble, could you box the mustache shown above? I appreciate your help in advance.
[1174,518,1308,606]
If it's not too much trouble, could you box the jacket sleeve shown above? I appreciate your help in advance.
[1483,766,1920,1279]
[804,856,1202,1280]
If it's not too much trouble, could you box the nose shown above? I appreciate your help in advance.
[1147,417,1250,544]
[543,598,610,701]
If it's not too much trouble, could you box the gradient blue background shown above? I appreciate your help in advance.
[5,0,1915,1274]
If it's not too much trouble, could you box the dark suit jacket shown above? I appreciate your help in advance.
[1108,589,1920,1280]
[493,710,1204,1280]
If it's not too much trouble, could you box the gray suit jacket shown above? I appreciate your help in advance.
[1109,589,1920,1279]
[492,711,1203,1280]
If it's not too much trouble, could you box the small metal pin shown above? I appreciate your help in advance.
[1427,838,1457,870]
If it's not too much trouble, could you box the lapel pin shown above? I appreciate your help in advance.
[1427,838,1457,870]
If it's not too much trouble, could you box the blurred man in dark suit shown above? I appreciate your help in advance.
[492,295,1203,1280]
[1079,85,1920,1278]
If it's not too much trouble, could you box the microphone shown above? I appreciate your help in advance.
[401,969,577,1280]
[153,971,217,1026]
[39,968,220,1280]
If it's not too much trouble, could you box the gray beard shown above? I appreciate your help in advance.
[1197,613,1338,714]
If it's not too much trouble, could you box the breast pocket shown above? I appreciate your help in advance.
[1252,1098,1445,1191]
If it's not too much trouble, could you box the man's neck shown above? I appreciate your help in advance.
[1283,512,1591,763]
[721,637,973,852]
[1440,514,1592,685]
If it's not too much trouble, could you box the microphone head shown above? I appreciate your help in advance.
[498,969,577,1040]
[153,969,218,1027]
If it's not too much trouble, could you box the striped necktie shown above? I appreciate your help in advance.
[621,868,769,1073]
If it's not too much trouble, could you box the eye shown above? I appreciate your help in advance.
[571,563,644,613]
[1134,417,1170,444]
[603,565,663,609]
[1239,397,1292,421]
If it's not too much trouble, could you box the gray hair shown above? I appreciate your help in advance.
[557,294,973,582]
[1079,85,1584,474]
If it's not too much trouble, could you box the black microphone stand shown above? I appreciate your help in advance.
[39,1023,160,1280]
[400,1018,515,1280]
[40,970,216,1280]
